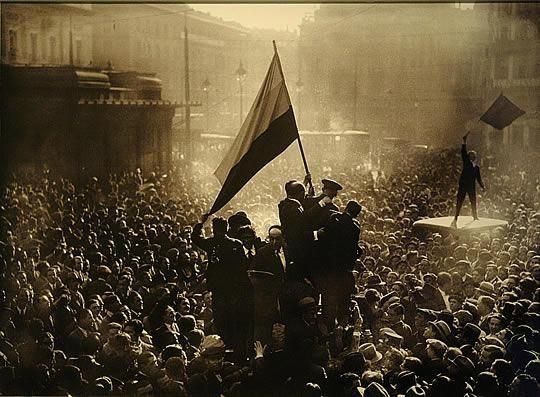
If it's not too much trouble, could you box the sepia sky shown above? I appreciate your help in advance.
[191,4,319,31]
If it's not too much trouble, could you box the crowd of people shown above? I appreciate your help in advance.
[0,141,539,396]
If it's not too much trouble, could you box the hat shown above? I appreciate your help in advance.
[423,273,438,283]
[342,351,368,374]
[364,382,390,397]
[475,281,496,296]
[436,310,455,326]
[380,327,404,344]
[462,323,482,343]
[321,179,343,191]
[405,385,426,397]
[426,339,448,355]
[380,292,399,306]
[428,321,451,343]
[388,302,405,316]
[392,371,417,392]
[297,296,321,311]
[359,343,383,363]
[416,308,437,322]
[200,335,225,357]
[366,275,386,287]
[449,355,475,375]
[454,310,473,325]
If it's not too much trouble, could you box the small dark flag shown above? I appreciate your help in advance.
[480,94,525,130]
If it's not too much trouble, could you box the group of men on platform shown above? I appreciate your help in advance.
[191,175,363,358]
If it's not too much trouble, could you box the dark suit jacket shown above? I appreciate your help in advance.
[278,198,321,266]
[459,143,484,191]
[303,194,340,230]
[191,223,248,298]
[319,211,361,272]
[250,244,289,283]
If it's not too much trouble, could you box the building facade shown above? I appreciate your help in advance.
[1,64,177,181]
[481,3,540,151]
[1,3,93,66]
[298,4,489,146]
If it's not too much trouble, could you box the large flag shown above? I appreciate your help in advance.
[480,94,525,130]
[208,47,299,215]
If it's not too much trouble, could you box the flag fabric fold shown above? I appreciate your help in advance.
[209,51,299,215]
[480,94,525,130]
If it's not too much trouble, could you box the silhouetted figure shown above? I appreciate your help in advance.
[452,133,485,227]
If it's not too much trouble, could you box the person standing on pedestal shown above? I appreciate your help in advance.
[451,132,485,228]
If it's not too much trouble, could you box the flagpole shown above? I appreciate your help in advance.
[272,40,312,186]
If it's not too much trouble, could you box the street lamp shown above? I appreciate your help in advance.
[202,77,211,133]
[235,61,247,127]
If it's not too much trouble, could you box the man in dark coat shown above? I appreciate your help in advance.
[303,178,342,230]
[451,132,485,227]
[249,225,289,344]
[278,180,330,279]
[192,216,248,354]
[315,200,362,329]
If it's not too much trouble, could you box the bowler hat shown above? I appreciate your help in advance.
[321,179,343,191]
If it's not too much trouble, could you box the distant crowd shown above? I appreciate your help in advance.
[0,144,539,396]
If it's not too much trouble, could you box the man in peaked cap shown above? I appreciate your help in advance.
[303,178,342,230]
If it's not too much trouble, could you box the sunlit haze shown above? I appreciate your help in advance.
[192,4,318,31]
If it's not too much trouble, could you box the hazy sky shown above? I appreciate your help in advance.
[191,4,319,31]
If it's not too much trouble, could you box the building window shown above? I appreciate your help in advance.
[49,36,57,63]
[75,39,82,65]
[513,57,528,79]
[8,29,17,61]
[495,58,508,79]
[30,33,38,63]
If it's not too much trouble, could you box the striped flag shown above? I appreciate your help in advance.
[208,46,299,215]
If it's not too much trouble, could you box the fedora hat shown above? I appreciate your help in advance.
[428,321,451,343]
[475,281,496,296]
[359,343,383,363]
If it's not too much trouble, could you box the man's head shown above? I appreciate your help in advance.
[268,225,284,250]
[345,200,362,218]
[285,180,306,201]
[321,179,343,199]
[124,319,144,343]
[468,150,477,162]
[212,217,228,237]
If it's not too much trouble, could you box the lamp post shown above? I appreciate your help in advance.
[295,77,304,127]
[235,61,247,127]
[202,77,211,133]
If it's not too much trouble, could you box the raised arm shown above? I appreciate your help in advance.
[191,216,212,253]
[461,134,469,163]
